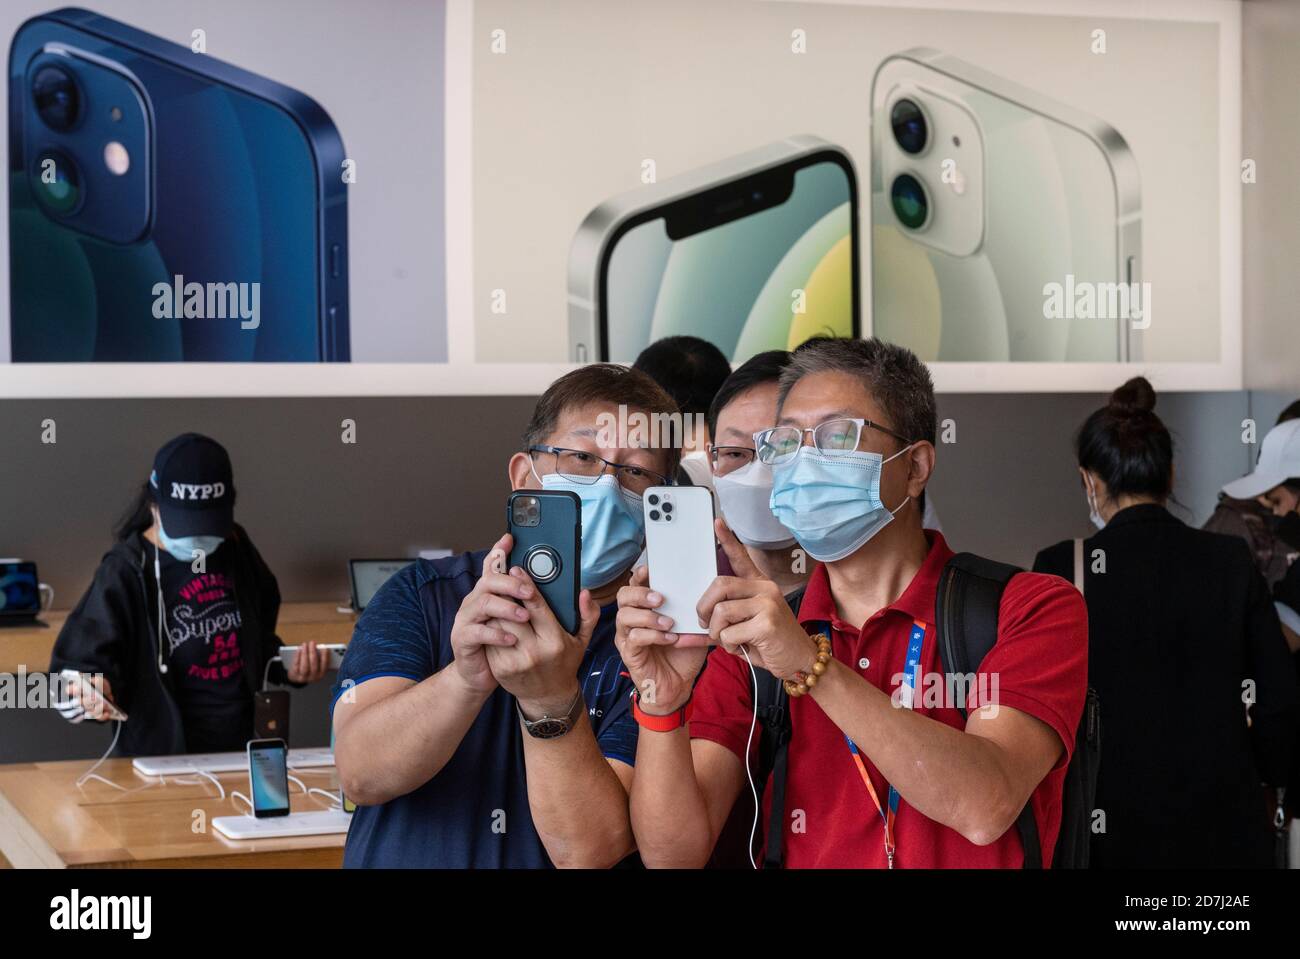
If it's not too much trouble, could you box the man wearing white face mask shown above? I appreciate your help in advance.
[51,433,329,756]
[617,337,1089,868]
[705,351,805,596]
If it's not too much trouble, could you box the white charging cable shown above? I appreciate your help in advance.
[75,720,124,790]
[262,655,283,691]
[307,787,342,809]
[739,645,761,871]
[187,767,227,800]
[230,791,253,817]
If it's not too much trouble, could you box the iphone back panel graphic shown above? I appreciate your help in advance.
[8,7,349,362]
[870,48,1141,363]
[642,486,716,636]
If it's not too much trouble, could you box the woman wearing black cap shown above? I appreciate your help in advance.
[1032,378,1299,867]
[50,433,330,757]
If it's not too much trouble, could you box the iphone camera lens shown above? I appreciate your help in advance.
[891,98,927,155]
[33,65,80,131]
[890,173,928,230]
[33,150,81,215]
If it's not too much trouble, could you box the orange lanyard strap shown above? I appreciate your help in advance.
[837,619,927,869]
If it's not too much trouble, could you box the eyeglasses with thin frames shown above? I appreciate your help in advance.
[527,445,669,495]
[755,417,912,467]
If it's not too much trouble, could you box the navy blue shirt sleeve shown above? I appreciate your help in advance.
[581,621,638,767]
[332,563,437,711]
[595,705,637,767]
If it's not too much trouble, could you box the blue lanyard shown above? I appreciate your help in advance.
[837,620,927,868]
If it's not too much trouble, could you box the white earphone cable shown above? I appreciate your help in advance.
[154,540,168,675]
[739,645,761,871]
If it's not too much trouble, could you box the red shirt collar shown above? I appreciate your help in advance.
[797,531,956,633]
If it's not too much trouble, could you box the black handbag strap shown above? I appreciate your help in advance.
[752,588,804,868]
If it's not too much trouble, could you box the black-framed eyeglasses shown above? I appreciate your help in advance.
[755,417,912,466]
[527,445,669,495]
[709,444,758,477]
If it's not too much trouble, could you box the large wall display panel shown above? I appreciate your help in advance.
[0,0,446,396]
[471,0,1241,392]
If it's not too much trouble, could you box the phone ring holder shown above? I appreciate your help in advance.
[523,545,561,584]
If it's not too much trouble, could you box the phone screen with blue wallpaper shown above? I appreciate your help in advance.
[250,744,289,814]
[605,159,853,364]
[8,9,349,362]
[0,563,39,613]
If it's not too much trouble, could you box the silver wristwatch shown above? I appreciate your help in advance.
[516,690,584,739]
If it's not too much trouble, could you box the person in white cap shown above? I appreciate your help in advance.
[1225,418,1300,647]
[1214,415,1300,585]
[1229,415,1300,827]
[1206,404,1300,586]
[1223,417,1300,521]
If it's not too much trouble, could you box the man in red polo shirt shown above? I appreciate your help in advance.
[615,337,1087,868]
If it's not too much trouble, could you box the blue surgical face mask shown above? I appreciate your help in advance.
[769,444,913,562]
[156,517,224,563]
[539,472,645,589]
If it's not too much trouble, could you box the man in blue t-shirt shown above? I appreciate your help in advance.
[332,365,682,867]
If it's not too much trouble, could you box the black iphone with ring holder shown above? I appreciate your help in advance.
[506,490,581,634]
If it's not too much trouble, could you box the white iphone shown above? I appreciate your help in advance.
[642,486,717,637]
[278,644,347,674]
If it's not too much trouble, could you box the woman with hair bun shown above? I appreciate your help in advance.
[1033,377,1298,868]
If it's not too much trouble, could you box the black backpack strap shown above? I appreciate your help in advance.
[935,553,1043,867]
[753,666,789,869]
[935,553,1019,690]
[751,587,806,869]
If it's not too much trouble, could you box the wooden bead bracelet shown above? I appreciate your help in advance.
[783,632,833,698]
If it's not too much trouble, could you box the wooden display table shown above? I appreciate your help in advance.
[0,757,347,868]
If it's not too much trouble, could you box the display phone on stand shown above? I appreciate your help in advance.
[247,738,290,818]
[569,135,859,365]
[253,689,290,740]
[506,490,581,634]
[869,47,1141,363]
[642,487,717,639]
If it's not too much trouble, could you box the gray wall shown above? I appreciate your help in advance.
[1,396,536,606]
[1,387,1293,763]
[1243,0,1300,391]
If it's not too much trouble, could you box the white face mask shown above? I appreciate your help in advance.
[1084,476,1106,531]
[713,458,797,550]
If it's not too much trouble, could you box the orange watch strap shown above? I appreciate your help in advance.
[631,693,693,731]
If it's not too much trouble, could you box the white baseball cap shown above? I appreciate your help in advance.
[1222,419,1300,500]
